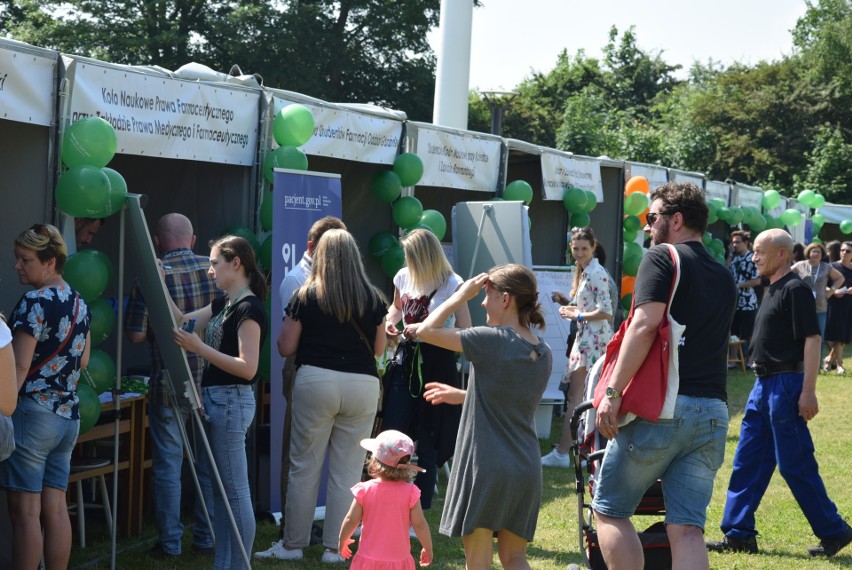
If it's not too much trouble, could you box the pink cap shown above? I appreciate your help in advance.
[360,430,425,471]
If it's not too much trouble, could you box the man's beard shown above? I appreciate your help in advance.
[652,219,671,245]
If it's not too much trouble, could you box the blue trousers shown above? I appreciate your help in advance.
[721,372,845,541]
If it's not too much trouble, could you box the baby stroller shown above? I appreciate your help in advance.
[566,359,672,570]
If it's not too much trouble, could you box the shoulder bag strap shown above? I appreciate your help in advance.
[663,244,682,317]
[26,293,80,379]
[350,319,375,359]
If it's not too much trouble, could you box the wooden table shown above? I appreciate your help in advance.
[71,393,149,537]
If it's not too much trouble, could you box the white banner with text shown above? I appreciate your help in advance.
[540,153,603,202]
[0,46,56,126]
[626,162,668,191]
[415,128,502,192]
[705,180,731,204]
[66,59,259,165]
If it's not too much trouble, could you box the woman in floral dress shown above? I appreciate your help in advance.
[1,224,91,569]
[542,226,613,467]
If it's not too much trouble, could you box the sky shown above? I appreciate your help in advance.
[429,0,810,92]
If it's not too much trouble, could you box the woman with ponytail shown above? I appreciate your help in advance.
[417,264,552,570]
[168,235,268,569]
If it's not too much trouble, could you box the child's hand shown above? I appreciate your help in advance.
[419,547,432,567]
[339,537,355,560]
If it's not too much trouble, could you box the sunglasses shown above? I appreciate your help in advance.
[646,211,672,226]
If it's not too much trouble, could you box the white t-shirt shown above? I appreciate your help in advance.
[393,267,463,327]
[0,320,10,348]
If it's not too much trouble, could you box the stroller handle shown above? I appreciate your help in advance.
[570,399,595,442]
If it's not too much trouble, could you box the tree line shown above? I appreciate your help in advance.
[2,0,849,203]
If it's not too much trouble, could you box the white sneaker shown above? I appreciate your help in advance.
[541,448,571,468]
[321,549,346,564]
[254,540,303,560]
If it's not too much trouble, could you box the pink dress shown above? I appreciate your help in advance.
[350,479,421,570]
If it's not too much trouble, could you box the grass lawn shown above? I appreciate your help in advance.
[69,364,852,568]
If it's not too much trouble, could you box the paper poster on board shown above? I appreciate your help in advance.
[415,127,502,192]
[540,153,603,202]
[0,43,56,126]
[626,163,668,191]
[533,268,574,400]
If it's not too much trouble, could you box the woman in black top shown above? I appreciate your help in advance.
[275,229,387,563]
[170,235,267,569]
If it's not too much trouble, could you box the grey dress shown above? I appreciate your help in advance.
[439,326,552,541]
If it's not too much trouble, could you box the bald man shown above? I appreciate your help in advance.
[708,229,852,558]
[125,213,219,559]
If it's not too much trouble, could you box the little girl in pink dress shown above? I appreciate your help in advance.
[339,430,433,569]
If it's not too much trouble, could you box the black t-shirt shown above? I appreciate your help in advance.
[202,295,268,387]
[633,241,737,401]
[286,289,386,378]
[749,271,819,364]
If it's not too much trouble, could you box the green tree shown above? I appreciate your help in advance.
[794,124,852,202]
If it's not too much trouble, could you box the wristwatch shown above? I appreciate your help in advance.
[605,386,622,399]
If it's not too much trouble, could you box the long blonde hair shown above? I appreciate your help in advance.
[401,229,452,294]
[297,229,385,322]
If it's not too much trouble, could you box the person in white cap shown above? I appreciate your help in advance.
[339,430,433,568]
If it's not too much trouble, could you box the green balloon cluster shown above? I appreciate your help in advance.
[263,146,309,183]
[419,209,447,240]
[393,153,424,187]
[88,298,115,347]
[101,168,128,216]
[77,382,102,435]
[273,104,315,147]
[368,232,400,259]
[562,188,588,213]
[56,166,112,218]
[82,348,115,395]
[797,190,826,209]
[504,180,534,205]
[371,171,402,203]
[624,192,649,217]
[779,209,803,227]
[65,250,111,303]
[62,117,117,169]
[392,196,423,229]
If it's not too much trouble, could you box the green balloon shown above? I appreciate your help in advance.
[380,246,406,277]
[82,348,115,395]
[622,228,638,243]
[392,196,423,229]
[812,237,823,244]
[368,232,400,259]
[583,191,598,213]
[748,214,767,232]
[77,383,102,435]
[762,189,781,210]
[88,298,115,347]
[393,153,424,187]
[504,180,534,205]
[62,117,117,169]
[56,166,112,218]
[419,209,447,240]
[65,250,110,303]
[727,206,743,225]
[621,294,633,312]
[811,213,825,226]
[812,193,826,208]
[702,232,713,246]
[222,225,261,255]
[624,192,649,216]
[259,235,273,270]
[840,220,852,235]
[562,187,588,213]
[101,167,128,216]
[623,215,642,233]
[570,212,590,228]
[780,209,803,227]
[707,209,719,225]
[717,207,731,223]
[623,240,643,261]
[797,190,816,207]
[259,191,273,232]
[273,104,315,147]
[371,171,402,203]
[710,238,725,256]
[263,146,309,183]
[623,254,641,277]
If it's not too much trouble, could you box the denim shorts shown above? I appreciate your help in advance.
[591,395,728,529]
[0,397,80,493]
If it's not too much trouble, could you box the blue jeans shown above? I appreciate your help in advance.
[148,402,215,554]
[203,384,256,569]
[592,396,728,529]
[721,372,846,541]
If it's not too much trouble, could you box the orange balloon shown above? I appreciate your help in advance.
[621,275,636,296]
[625,176,650,195]
[638,211,648,226]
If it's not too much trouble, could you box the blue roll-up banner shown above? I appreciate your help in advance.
[269,169,342,514]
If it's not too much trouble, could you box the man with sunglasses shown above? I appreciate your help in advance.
[593,182,737,570]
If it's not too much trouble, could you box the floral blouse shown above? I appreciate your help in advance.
[12,284,90,419]
[567,258,613,373]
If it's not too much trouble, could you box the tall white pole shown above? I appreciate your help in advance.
[432,0,474,129]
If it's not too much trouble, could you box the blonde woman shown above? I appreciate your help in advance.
[383,229,471,511]
[2,224,91,570]
[542,226,613,468]
[276,229,387,563]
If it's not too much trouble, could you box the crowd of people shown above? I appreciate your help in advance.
[2,188,851,568]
